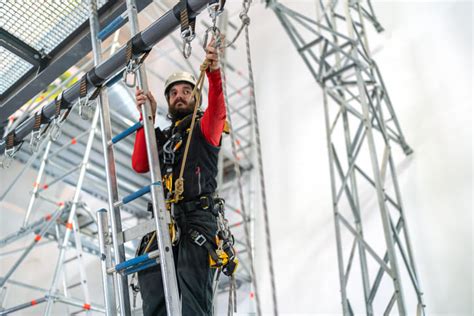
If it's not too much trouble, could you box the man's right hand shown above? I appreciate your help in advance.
[135,87,157,120]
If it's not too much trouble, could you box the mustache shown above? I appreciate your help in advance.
[172,97,195,107]
[172,97,187,106]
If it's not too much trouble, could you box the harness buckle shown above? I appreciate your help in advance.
[191,230,206,247]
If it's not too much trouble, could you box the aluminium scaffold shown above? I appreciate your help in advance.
[266,0,425,315]
[0,95,109,314]
[1,1,270,315]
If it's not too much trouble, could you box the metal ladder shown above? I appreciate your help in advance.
[90,0,180,315]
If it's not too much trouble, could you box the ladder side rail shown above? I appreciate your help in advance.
[88,0,130,313]
[125,1,181,314]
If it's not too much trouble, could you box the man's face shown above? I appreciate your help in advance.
[168,82,195,119]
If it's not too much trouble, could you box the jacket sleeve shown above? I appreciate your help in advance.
[200,69,226,147]
[131,116,150,173]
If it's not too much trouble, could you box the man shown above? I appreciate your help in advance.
[131,38,226,315]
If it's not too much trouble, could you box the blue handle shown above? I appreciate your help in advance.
[122,185,151,205]
[123,258,159,275]
[98,13,127,40]
[115,252,152,272]
[112,121,142,144]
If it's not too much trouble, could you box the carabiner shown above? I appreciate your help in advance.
[181,25,196,41]
[49,119,62,142]
[123,62,137,88]
[0,151,14,169]
[30,130,43,153]
[182,40,192,59]
[78,98,93,120]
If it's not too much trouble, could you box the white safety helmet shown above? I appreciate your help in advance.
[164,71,197,100]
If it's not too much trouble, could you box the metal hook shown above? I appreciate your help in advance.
[49,119,62,142]
[0,153,13,169]
[207,2,223,21]
[78,98,93,120]
[30,130,43,153]
[181,25,196,41]
[1,145,21,169]
[182,40,192,59]
[203,26,222,51]
[123,62,138,88]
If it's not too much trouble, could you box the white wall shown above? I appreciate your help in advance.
[248,1,472,315]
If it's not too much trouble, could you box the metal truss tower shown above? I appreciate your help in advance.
[267,0,425,315]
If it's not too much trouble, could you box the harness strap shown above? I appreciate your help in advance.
[189,228,221,263]
[33,112,42,131]
[178,194,216,213]
[6,132,15,149]
[179,0,196,38]
[80,74,101,102]
[188,227,238,276]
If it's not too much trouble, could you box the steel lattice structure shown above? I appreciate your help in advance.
[267,0,425,315]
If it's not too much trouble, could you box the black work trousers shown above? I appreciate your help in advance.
[137,204,217,316]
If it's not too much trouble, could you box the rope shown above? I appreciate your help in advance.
[174,59,210,201]
[224,8,250,48]
[219,29,262,316]
[244,19,279,316]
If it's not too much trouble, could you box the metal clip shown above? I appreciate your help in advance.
[181,25,195,59]
[182,40,192,59]
[207,2,223,21]
[49,119,62,142]
[78,97,93,120]
[203,25,222,51]
[0,143,22,169]
[29,130,43,153]
[181,25,196,41]
[0,150,13,169]
[123,61,137,88]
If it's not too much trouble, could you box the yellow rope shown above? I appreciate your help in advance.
[174,59,210,201]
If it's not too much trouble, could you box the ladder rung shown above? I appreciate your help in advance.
[115,250,160,273]
[117,218,156,245]
[111,121,142,144]
[64,256,78,264]
[120,182,158,206]
[122,258,158,276]
[98,12,127,41]
[67,282,82,289]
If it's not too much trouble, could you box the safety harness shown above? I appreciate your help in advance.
[131,59,238,309]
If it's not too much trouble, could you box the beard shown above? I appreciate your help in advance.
[169,98,196,120]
